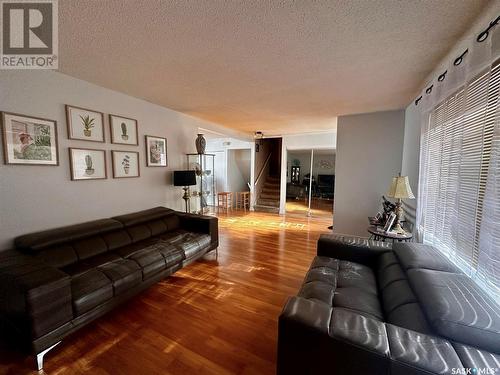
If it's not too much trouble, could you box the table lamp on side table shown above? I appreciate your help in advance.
[173,170,197,213]
[387,174,415,233]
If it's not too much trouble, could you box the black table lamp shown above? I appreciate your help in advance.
[173,170,197,213]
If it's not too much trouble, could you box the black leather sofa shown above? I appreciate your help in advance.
[0,207,218,370]
[278,234,500,375]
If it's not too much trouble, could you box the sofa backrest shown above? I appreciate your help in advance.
[392,242,500,355]
[409,268,500,354]
[111,206,180,243]
[14,218,127,268]
[13,207,181,269]
[376,252,432,334]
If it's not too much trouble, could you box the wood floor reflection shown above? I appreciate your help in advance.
[0,211,332,375]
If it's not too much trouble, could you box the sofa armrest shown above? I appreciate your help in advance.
[178,213,218,248]
[278,297,390,374]
[0,250,73,342]
[317,234,392,267]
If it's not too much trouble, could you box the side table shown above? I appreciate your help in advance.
[367,226,412,243]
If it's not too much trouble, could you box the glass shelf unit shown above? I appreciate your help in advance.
[186,153,216,214]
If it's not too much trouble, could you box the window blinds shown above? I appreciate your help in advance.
[419,60,500,300]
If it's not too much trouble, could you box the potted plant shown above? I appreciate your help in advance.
[120,122,128,141]
[84,155,94,175]
[80,115,95,137]
[122,155,130,174]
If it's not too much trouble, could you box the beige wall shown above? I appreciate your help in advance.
[334,110,405,237]
[0,70,244,250]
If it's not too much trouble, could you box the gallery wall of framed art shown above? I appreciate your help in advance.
[2,104,169,183]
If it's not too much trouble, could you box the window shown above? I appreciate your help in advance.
[418,60,500,301]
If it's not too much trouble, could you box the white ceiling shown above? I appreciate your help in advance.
[59,0,488,135]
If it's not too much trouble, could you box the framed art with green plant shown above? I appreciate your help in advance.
[66,105,105,142]
[69,148,107,180]
[111,150,140,178]
[110,114,138,145]
[1,111,59,166]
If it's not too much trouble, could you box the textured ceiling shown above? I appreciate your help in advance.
[59,0,488,135]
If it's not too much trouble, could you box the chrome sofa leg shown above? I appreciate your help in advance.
[36,341,61,371]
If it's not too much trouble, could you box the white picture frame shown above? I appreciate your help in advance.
[111,150,140,178]
[69,148,107,180]
[383,212,396,233]
[110,114,138,145]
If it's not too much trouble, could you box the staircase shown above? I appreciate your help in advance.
[254,175,280,213]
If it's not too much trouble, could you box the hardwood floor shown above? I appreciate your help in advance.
[0,211,332,375]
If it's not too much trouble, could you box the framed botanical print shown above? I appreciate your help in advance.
[69,148,107,180]
[1,112,59,166]
[111,150,140,178]
[145,135,167,167]
[66,105,105,142]
[110,114,138,145]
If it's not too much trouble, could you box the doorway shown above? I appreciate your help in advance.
[285,149,335,218]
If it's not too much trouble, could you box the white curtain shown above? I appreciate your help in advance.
[416,25,500,301]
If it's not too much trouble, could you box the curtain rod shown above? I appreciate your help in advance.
[415,15,499,106]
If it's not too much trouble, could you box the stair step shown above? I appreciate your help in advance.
[260,192,280,199]
[263,183,280,189]
[254,204,280,213]
[257,199,280,207]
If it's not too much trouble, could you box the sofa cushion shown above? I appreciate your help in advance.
[114,238,158,258]
[98,259,142,296]
[172,233,208,260]
[163,214,180,231]
[409,269,500,354]
[101,229,132,250]
[333,287,383,320]
[34,244,78,269]
[71,269,113,316]
[155,244,185,268]
[387,303,431,334]
[129,246,167,280]
[63,252,122,277]
[159,230,188,244]
[378,262,406,291]
[393,243,461,273]
[381,279,417,315]
[337,261,378,295]
[73,236,108,260]
[126,224,152,243]
[386,324,463,375]
[147,220,168,236]
[299,256,383,321]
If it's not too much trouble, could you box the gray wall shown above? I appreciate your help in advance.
[227,149,251,192]
[0,70,244,250]
[333,110,405,237]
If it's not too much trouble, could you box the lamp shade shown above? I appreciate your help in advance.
[173,170,196,186]
[387,175,415,199]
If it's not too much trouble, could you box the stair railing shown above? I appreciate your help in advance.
[254,152,273,206]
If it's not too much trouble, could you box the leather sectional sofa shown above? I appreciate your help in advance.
[0,207,218,370]
[278,234,500,375]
